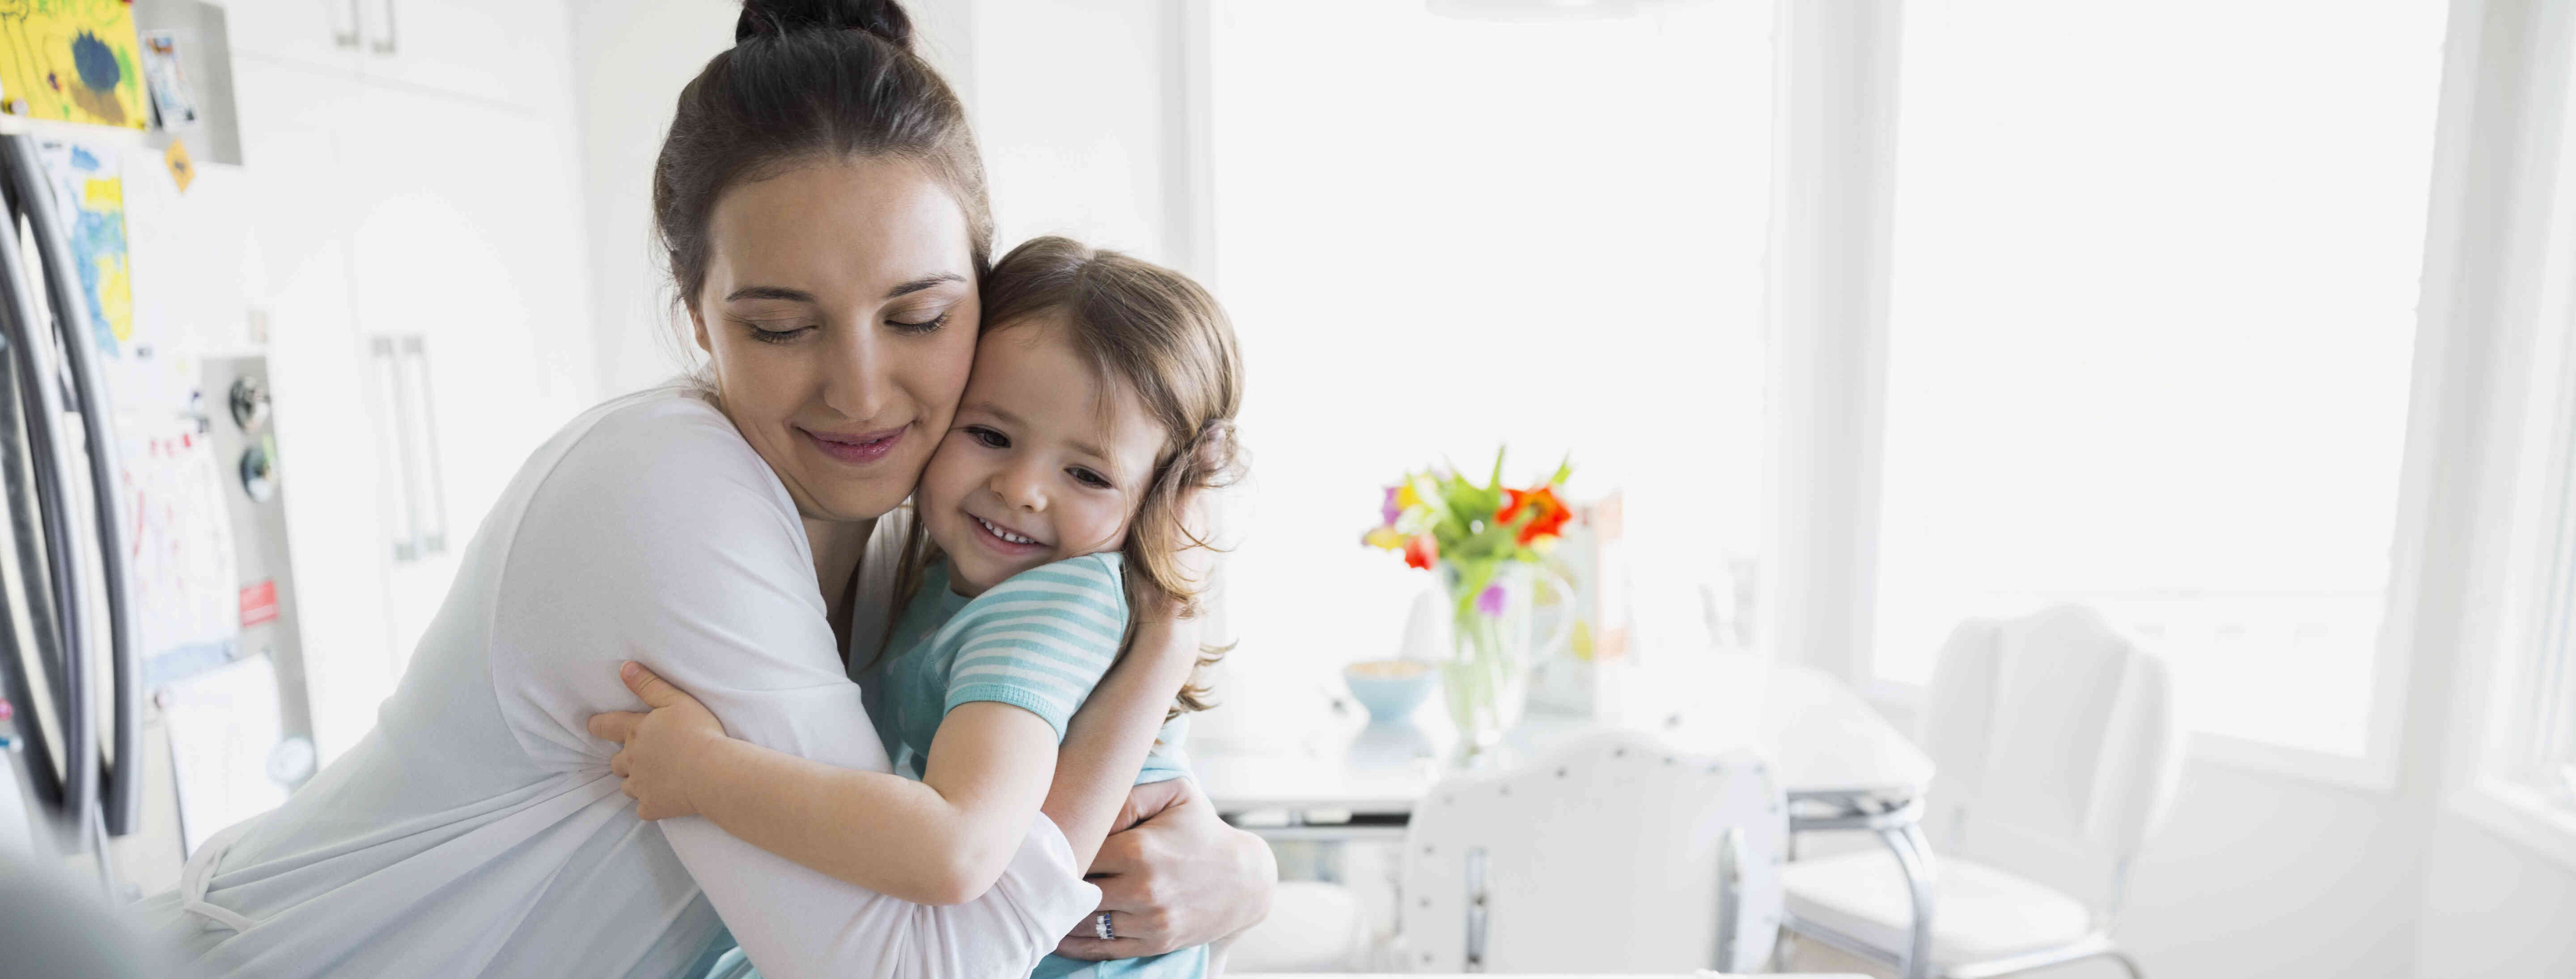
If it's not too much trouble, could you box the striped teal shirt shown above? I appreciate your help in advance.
[876,554,1131,777]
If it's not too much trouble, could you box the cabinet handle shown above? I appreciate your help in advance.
[334,0,361,49]
[397,336,446,555]
[368,0,398,55]
[369,336,418,562]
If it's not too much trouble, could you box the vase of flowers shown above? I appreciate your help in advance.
[1364,450,1576,753]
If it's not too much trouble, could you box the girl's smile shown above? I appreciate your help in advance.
[917,313,1167,596]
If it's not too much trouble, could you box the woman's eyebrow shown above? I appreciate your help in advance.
[885,273,967,299]
[724,285,816,303]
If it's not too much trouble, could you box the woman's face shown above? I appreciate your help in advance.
[692,158,980,524]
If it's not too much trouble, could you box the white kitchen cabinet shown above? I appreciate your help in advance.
[358,0,580,116]
[343,82,591,667]
[226,0,597,753]
[227,55,394,762]
[215,0,365,76]
[218,0,575,115]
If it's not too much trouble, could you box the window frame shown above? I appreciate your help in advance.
[2443,0,2576,869]
[1779,0,2502,793]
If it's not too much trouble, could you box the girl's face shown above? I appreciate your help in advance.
[692,158,980,525]
[919,314,1167,595]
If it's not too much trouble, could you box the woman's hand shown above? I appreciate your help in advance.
[1053,777,1277,960]
[586,661,729,821]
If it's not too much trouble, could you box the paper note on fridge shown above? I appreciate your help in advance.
[36,140,136,357]
[0,0,151,130]
[162,653,289,856]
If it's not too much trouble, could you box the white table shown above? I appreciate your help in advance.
[1195,655,1940,979]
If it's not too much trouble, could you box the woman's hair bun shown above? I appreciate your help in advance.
[735,0,913,50]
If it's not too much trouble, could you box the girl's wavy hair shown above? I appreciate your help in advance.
[883,237,1246,716]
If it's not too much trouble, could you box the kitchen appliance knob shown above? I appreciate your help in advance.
[240,441,277,502]
[229,376,271,432]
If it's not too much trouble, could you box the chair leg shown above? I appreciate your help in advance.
[2107,949,2145,979]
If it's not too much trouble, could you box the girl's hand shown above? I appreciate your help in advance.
[586,661,727,821]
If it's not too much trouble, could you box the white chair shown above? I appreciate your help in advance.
[1394,729,1789,973]
[1783,605,2182,978]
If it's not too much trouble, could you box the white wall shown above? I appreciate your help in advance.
[566,0,739,398]
[2418,816,2576,977]
[966,0,1179,265]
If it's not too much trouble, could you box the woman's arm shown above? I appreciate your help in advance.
[594,665,1059,906]
[498,400,1096,979]
[1053,778,1277,964]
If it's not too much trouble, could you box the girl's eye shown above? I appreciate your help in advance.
[1069,467,1112,489]
[965,425,1009,449]
[888,310,951,335]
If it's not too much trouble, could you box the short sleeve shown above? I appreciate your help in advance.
[939,554,1130,741]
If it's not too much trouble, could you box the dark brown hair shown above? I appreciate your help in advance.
[653,0,992,314]
[889,237,1247,715]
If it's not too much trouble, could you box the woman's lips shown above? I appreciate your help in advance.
[800,424,906,465]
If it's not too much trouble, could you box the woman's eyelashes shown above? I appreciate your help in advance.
[733,308,949,344]
[738,319,816,344]
[887,310,951,335]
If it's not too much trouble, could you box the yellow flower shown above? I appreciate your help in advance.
[1364,526,1408,551]
[1395,482,1423,511]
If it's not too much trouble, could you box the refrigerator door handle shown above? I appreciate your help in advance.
[397,336,446,556]
[0,139,96,844]
[4,134,140,839]
[371,336,419,563]
[367,0,398,56]
[333,0,362,49]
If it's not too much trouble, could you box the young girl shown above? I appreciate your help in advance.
[592,236,1243,979]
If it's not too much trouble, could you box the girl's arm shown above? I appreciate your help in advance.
[1040,610,1201,869]
[662,605,1202,903]
[596,664,1059,907]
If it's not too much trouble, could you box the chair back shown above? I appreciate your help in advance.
[1397,729,1787,973]
[1919,605,2182,916]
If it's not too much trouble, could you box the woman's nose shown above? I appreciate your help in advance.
[816,324,891,421]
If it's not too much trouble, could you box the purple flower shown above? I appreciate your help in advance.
[1382,485,1402,526]
[1476,583,1508,617]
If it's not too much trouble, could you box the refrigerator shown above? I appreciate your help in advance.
[0,15,314,898]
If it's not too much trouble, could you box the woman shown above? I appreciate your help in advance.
[140,3,1274,976]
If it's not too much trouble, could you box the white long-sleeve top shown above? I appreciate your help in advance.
[140,386,1099,979]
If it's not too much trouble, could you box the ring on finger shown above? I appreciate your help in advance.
[1094,911,1115,941]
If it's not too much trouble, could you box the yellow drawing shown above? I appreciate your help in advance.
[0,0,148,131]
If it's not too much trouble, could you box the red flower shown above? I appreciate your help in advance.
[1498,486,1572,546]
[1404,533,1438,570]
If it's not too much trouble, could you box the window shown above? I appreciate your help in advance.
[2485,164,2576,818]
[1867,1,2449,760]
[1208,0,1775,679]
[2520,367,2576,806]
